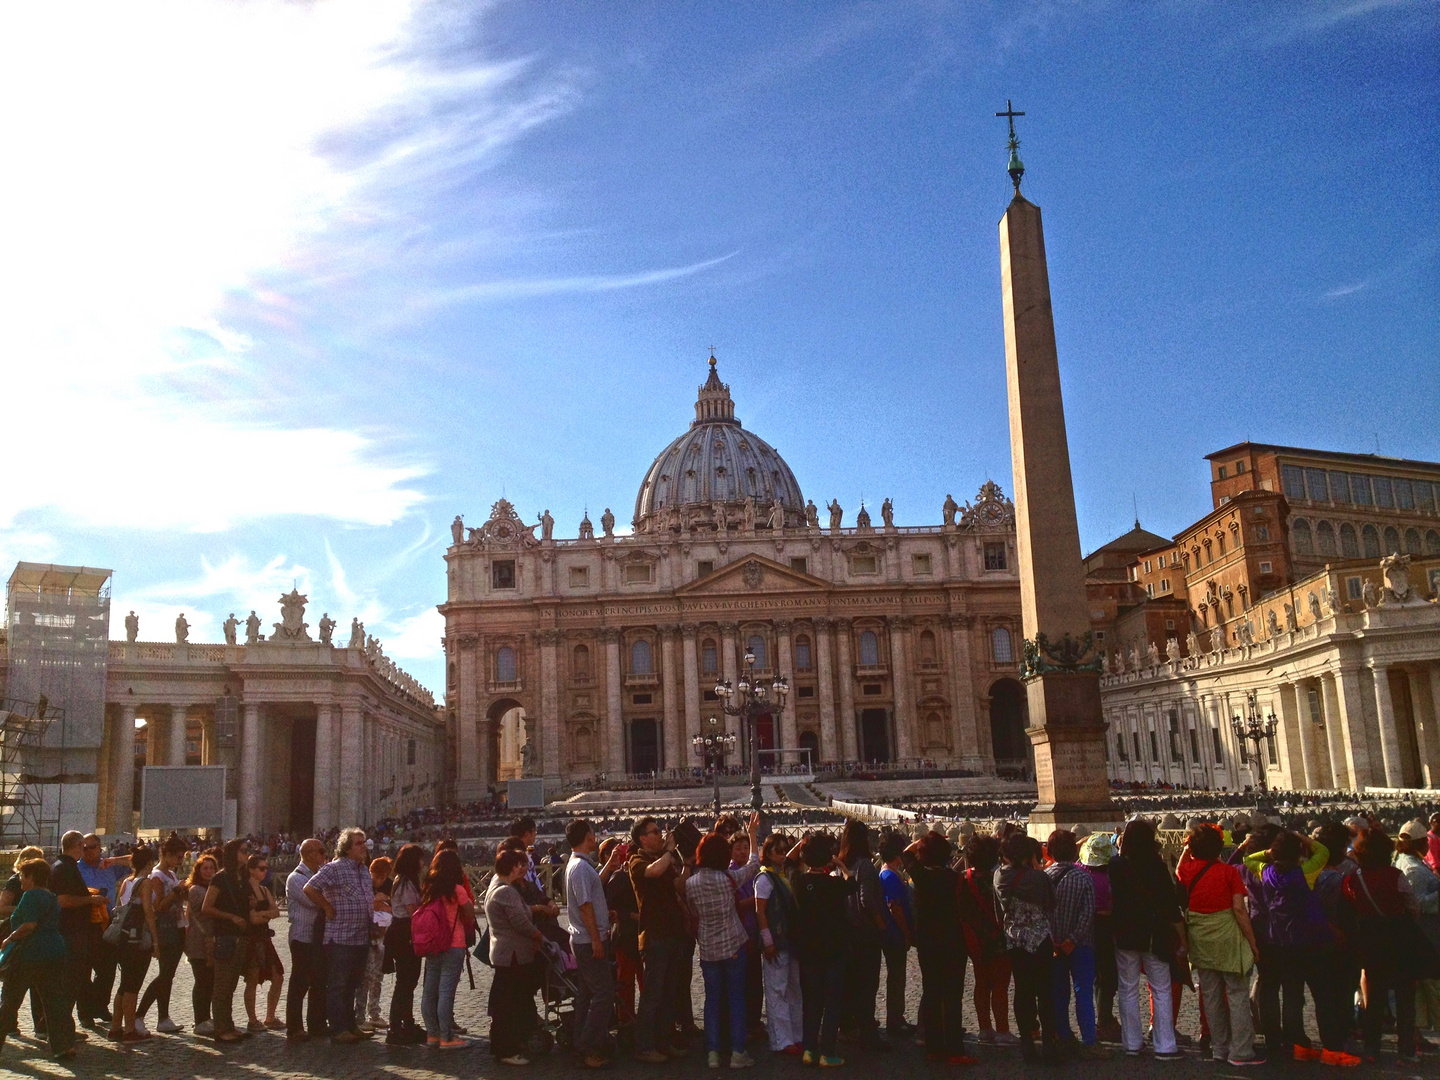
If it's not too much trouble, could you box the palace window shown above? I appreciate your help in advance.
[794,636,813,671]
[991,627,1013,664]
[630,639,653,675]
[1281,465,1305,499]
[1329,472,1351,503]
[573,644,591,680]
[912,553,932,576]
[1160,579,1171,593]
[492,560,516,589]
[862,683,882,696]
[746,635,768,669]
[1189,727,1201,762]
[1217,533,1226,555]
[1211,728,1224,765]
[1149,730,1159,763]
[852,554,878,574]
[1384,526,1401,555]
[568,566,590,587]
[1292,518,1314,555]
[983,542,1007,570]
[798,686,815,698]
[1146,583,1155,598]
[859,631,880,667]
[407,740,416,766]
[1237,460,1246,473]
[1350,474,1373,506]
[918,630,938,667]
[1428,530,1440,556]
[1340,522,1359,556]
[1132,731,1142,761]
[1347,576,1363,600]
[496,646,517,684]
[1397,479,1415,510]
[624,562,654,584]
[697,560,714,577]
[790,557,808,575]
[701,639,718,674]
[1305,468,1329,502]
[1168,711,1183,763]
[1374,477,1395,509]
[1362,524,1381,558]
[1405,528,1422,556]
[1416,482,1436,513]
[1218,466,1227,479]
[1117,733,1127,761]
[1316,520,1337,555]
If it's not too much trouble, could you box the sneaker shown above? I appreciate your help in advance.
[730,1051,755,1068]
[352,1028,376,1040]
[708,1051,722,1068]
[1154,1050,1185,1061]
[818,1055,846,1067]
[977,1030,996,1046]
[1228,1056,1264,1067]
[499,1054,529,1065]
[580,1052,611,1068]
[356,1021,375,1033]
[1320,1050,1361,1067]
[802,1050,817,1065]
[194,1020,215,1037]
[368,1017,389,1029]
[994,1031,1021,1047]
[156,1018,182,1034]
[134,1020,150,1037]
[784,1044,804,1055]
[439,1038,468,1050]
[636,1050,669,1064]
[1294,1045,1323,1062]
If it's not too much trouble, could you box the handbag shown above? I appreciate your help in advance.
[102,889,152,953]
[1355,870,1440,979]
[473,925,493,966]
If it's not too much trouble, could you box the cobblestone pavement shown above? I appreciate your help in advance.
[0,918,1426,1080]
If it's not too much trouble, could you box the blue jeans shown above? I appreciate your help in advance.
[1052,943,1097,1046]
[421,947,466,1041]
[701,950,748,1054]
[323,943,369,1036]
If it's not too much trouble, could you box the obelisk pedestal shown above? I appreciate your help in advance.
[999,188,1118,838]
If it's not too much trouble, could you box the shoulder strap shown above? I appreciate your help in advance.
[1184,859,1218,910]
[1354,870,1385,917]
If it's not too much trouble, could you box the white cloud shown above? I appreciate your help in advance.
[381,608,445,663]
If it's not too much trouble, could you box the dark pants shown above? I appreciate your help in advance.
[211,937,251,1036]
[1010,944,1057,1046]
[1361,969,1415,1057]
[88,932,117,1022]
[137,924,184,1021]
[287,940,329,1036]
[189,957,214,1025]
[1093,915,1117,1024]
[60,930,90,1025]
[745,936,763,1031]
[702,950,748,1055]
[843,930,883,1042]
[1256,943,1311,1056]
[388,932,421,1033]
[1,962,74,1056]
[799,952,846,1057]
[881,938,910,1030]
[676,935,698,1032]
[1314,950,1357,1053]
[323,943,369,1037]
[573,941,616,1055]
[918,942,967,1056]
[635,934,686,1053]
[489,960,540,1059]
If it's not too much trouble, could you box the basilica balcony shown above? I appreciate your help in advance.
[624,672,659,687]
[855,664,889,677]
[489,679,523,694]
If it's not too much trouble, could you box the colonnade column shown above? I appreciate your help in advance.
[1318,676,1349,789]
[456,635,480,795]
[1330,669,1372,788]
[313,704,335,831]
[1405,668,1436,788]
[660,626,681,773]
[114,705,137,834]
[1280,684,1314,790]
[814,619,838,763]
[169,705,189,766]
[602,629,625,775]
[239,703,262,836]
[944,615,980,767]
[720,624,740,744]
[681,625,700,765]
[1427,664,1440,788]
[338,704,363,826]
[538,631,561,778]
[775,621,796,759]
[1367,662,1404,788]
[835,620,857,761]
[889,617,915,761]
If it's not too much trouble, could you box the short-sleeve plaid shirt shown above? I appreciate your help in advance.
[1046,862,1095,948]
[307,857,373,946]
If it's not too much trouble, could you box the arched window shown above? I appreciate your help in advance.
[1383,526,1401,555]
[1340,523,1359,557]
[701,638,718,675]
[918,630,938,667]
[1316,521,1337,556]
[746,634,767,669]
[574,726,594,763]
[1292,518,1314,555]
[798,730,820,759]
[1427,530,1440,557]
[1217,533,1226,555]
[1362,523,1381,558]
[630,639,653,675]
[858,630,880,667]
[573,644,591,679]
[496,646,516,683]
[992,627,1013,664]
[794,636,813,671]
[1405,528,1422,556]
[924,711,946,747]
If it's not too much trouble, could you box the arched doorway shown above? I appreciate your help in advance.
[798,730,819,768]
[860,708,890,763]
[629,719,659,775]
[989,678,1030,778]
[487,698,526,782]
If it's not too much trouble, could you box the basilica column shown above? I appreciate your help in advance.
[720,623,740,744]
[1426,664,1440,786]
[775,621,796,760]
[113,705,137,833]
[455,635,480,797]
[338,704,363,825]
[660,626,682,773]
[814,619,839,763]
[835,620,857,761]
[1367,662,1404,788]
[1405,668,1436,788]
[169,705,189,766]
[889,617,915,761]
[1326,670,1370,789]
[602,630,625,775]
[1277,684,1312,790]
[944,616,981,768]
[538,630,562,779]
[239,703,262,835]
[313,703,335,830]
[681,625,701,764]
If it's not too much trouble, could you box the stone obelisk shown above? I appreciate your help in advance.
[995,103,1116,836]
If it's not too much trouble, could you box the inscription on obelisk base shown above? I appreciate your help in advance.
[994,103,1119,838]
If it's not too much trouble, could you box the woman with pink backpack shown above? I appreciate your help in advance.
[410,850,475,1050]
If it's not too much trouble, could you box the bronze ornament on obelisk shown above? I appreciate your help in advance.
[995,103,1117,836]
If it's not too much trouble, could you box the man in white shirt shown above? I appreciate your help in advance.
[285,839,328,1042]
[565,819,622,1067]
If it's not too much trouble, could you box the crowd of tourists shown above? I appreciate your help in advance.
[2,806,1439,1067]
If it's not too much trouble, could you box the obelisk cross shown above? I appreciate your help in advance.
[995,99,1026,193]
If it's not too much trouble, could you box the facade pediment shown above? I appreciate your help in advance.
[674,554,830,596]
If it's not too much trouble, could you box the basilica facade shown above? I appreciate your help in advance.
[440,357,1028,799]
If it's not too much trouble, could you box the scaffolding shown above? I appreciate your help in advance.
[4,563,112,841]
[0,695,60,846]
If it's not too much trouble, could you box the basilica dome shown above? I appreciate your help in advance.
[633,356,806,533]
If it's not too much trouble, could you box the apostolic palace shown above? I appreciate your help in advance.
[440,357,1031,798]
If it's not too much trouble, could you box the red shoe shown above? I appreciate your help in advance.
[1320,1050,1361,1067]
[1293,1045,1322,1062]
[947,1055,980,1065]
[784,1045,804,1055]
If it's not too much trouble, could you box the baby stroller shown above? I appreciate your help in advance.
[536,938,578,1054]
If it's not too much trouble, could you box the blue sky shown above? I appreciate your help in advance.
[3,0,1436,692]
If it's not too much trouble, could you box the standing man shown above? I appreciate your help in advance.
[286,839,329,1042]
[877,832,914,1038]
[302,828,375,1044]
[77,835,129,1028]
[566,819,620,1068]
[1045,830,1106,1060]
[50,832,109,1029]
[628,816,688,1063]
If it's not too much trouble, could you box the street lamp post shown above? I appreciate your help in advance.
[714,649,790,814]
[1231,691,1278,799]
[692,715,736,821]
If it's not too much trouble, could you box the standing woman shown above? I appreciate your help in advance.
[136,833,189,1033]
[385,844,427,1044]
[109,844,158,1042]
[685,818,760,1070]
[485,848,544,1065]
[905,830,976,1064]
[241,853,284,1031]
[0,858,75,1060]
[1108,819,1184,1060]
[201,838,253,1043]
[419,848,474,1050]
[790,832,855,1067]
[1343,828,1422,1063]
[754,833,802,1055]
[184,854,218,1037]
[994,833,1058,1064]
[958,834,1013,1046]
[358,856,392,1032]
[836,819,887,1052]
